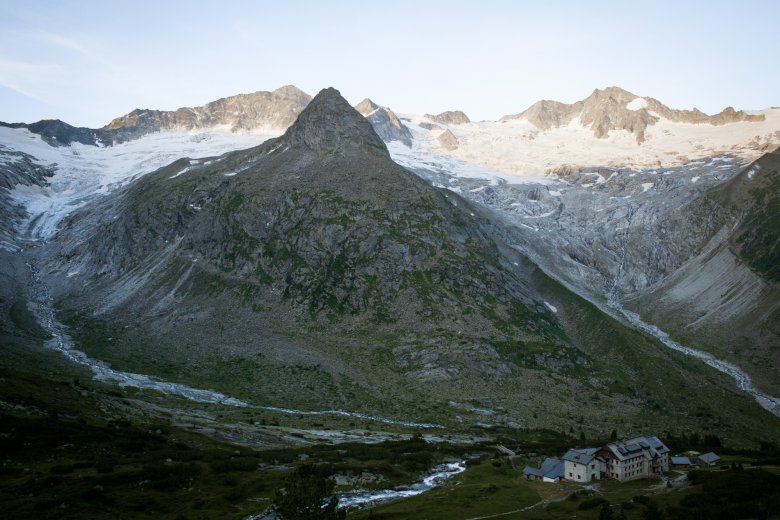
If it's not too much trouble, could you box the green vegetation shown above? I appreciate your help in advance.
[349,457,543,520]
[9,301,51,340]
[667,467,780,519]
[274,464,345,520]
[732,155,780,282]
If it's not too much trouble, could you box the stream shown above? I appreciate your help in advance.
[337,461,466,510]
[613,303,780,417]
[244,461,467,519]
[24,260,439,428]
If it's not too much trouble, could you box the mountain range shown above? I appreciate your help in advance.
[1,84,779,449]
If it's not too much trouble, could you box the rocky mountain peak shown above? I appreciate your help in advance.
[271,84,310,99]
[100,85,313,136]
[502,86,766,144]
[280,87,389,155]
[355,98,380,115]
[425,110,471,125]
[353,97,412,147]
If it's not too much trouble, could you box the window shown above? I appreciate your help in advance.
[577,475,581,480]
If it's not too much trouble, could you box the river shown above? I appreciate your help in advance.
[24,260,439,428]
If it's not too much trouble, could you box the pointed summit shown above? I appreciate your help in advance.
[280,87,388,155]
[355,98,380,115]
[353,97,413,147]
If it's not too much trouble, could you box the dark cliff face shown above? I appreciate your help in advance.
[280,88,389,155]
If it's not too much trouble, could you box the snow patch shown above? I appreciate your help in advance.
[626,97,649,111]
[544,301,558,313]
[169,166,190,179]
[691,176,700,183]
[641,182,654,192]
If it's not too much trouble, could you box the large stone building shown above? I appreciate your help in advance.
[595,436,670,482]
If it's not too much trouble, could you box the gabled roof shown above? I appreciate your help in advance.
[698,452,720,463]
[524,457,565,480]
[563,448,597,465]
[671,456,691,465]
[523,466,543,477]
[540,457,565,479]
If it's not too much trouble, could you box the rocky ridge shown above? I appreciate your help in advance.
[425,110,471,125]
[354,98,413,146]
[103,85,312,137]
[501,86,765,143]
[437,129,459,151]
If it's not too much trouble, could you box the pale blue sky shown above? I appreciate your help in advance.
[1,0,777,127]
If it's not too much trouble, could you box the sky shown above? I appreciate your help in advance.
[1,0,778,128]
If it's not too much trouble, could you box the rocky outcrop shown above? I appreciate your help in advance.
[1,86,313,147]
[354,98,412,146]
[0,146,55,248]
[0,120,116,147]
[425,110,471,125]
[501,86,765,143]
[437,129,459,150]
[282,89,388,155]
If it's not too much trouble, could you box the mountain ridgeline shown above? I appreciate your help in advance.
[39,88,779,440]
[500,86,766,143]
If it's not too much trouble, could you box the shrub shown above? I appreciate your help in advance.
[579,497,609,510]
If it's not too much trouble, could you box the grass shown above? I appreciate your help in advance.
[348,459,544,520]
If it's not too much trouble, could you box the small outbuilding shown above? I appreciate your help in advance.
[696,452,721,466]
[523,457,565,483]
[671,456,692,467]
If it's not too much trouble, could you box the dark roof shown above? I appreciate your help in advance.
[698,452,720,463]
[563,449,596,465]
[540,458,565,479]
[604,436,670,461]
[524,457,565,480]
[523,466,543,477]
